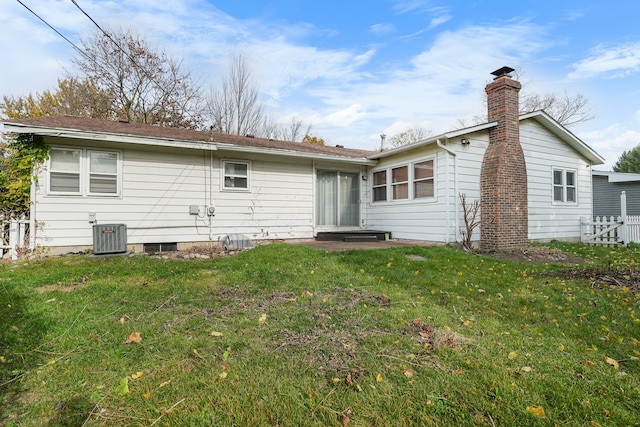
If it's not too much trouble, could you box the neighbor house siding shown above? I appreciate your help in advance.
[520,119,593,241]
[33,140,316,251]
[592,173,640,217]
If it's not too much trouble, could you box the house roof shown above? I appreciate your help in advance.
[369,110,605,165]
[592,170,640,182]
[2,115,377,165]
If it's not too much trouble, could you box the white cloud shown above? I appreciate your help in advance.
[428,15,451,29]
[370,23,395,36]
[582,124,640,170]
[320,104,367,127]
[569,43,640,80]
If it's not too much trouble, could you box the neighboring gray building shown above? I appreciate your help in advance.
[592,171,640,217]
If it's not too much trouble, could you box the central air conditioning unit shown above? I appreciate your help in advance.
[93,224,128,255]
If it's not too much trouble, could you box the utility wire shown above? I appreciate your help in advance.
[69,0,173,99]
[16,0,84,55]
[69,0,142,71]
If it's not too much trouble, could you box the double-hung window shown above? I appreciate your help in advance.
[413,160,434,198]
[48,147,120,196]
[392,166,409,200]
[222,161,249,190]
[89,151,118,194]
[372,170,387,202]
[49,148,82,194]
[553,168,576,203]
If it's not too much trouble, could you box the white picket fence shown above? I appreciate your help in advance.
[581,191,640,246]
[0,219,29,260]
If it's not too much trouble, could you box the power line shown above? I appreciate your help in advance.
[69,0,172,98]
[69,0,141,69]
[16,0,84,55]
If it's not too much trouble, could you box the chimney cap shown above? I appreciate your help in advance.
[490,66,515,79]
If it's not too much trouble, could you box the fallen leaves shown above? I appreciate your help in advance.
[605,357,619,369]
[115,377,129,395]
[526,405,545,417]
[125,331,142,344]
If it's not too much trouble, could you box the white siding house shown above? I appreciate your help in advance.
[3,116,375,254]
[2,71,605,254]
[363,111,603,245]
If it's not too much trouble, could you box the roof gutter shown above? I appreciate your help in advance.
[3,123,376,165]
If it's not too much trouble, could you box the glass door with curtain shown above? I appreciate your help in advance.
[316,170,359,228]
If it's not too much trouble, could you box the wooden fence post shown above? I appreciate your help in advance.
[9,220,18,260]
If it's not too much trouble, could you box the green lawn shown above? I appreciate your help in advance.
[1,243,639,426]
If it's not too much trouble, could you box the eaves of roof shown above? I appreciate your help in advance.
[367,111,606,166]
[2,116,377,166]
[367,121,498,160]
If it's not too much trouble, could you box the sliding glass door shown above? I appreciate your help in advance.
[316,171,359,228]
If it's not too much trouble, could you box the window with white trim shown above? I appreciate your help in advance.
[413,160,434,198]
[372,157,436,202]
[372,170,387,202]
[553,168,576,203]
[48,148,120,196]
[392,165,409,200]
[89,151,118,194]
[49,148,82,194]
[222,160,249,190]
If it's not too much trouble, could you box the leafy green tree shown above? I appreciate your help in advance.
[1,78,112,119]
[613,145,640,173]
[0,134,49,218]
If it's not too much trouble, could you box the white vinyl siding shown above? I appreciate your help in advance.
[520,119,593,241]
[366,150,450,242]
[34,144,324,251]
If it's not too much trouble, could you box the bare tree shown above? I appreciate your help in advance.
[277,117,312,141]
[520,91,593,127]
[459,193,482,252]
[72,28,203,129]
[206,54,266,136]
[456,69,594,129]
[389,126,433,147]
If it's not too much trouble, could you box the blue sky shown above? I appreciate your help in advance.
[3,0,640,169]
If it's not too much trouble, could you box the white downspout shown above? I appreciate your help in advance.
[29,173,37,251]
[436,139,458,243]
[209,150,215,241]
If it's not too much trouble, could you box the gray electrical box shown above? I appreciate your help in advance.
[189,205,200,215]
[93,224,127,255]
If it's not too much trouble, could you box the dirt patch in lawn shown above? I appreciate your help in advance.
[542,266,640,293]
[36,277,88,293]
[478,246,590,265]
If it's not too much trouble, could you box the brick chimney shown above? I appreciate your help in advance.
[480,66,528,250]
